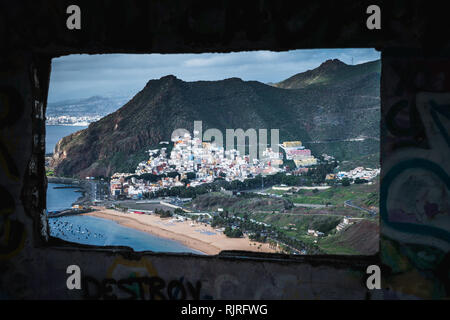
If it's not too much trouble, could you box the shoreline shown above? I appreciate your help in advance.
[84,207,278,255]
[47,177,92,207]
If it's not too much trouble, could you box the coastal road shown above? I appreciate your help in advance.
[89,180,109,203]
[92,181,96,202]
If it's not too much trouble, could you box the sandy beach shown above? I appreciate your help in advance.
[84,207,278,255]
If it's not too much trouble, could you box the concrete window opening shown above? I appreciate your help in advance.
[3,1,449,300]
[44,49,381,257]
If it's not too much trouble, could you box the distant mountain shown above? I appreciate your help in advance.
[274,59,381,89]
[46,95,131,118]
[51,59,380,178]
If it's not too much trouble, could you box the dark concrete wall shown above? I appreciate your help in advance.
[0,0,448,299]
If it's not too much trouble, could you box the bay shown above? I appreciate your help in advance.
[46,183,202,254]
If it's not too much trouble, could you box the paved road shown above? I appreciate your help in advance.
[344,200,377,216]
[293,203,329,209]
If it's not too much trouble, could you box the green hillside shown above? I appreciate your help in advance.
[51,59,380,178]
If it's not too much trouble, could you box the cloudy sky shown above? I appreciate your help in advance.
[48,48,380,102]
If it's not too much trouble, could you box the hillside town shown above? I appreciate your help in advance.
[279,141,318,167]
[46,115,102,126]
[110,132,319,198]
[335,167,380,182]
[108,131,380,200]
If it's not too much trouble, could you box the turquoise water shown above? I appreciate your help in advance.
[46,125,87,154]
[46,183,203,254]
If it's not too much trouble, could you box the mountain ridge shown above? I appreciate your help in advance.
[274,59,380,89]
[51,59,381,178]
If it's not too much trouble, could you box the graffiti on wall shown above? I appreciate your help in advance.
[81,257,209,300]
[381,60,450,299]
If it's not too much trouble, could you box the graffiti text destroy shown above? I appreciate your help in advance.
[82,276,202,300]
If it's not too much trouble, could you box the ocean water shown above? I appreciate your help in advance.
[47,183,83,212]
[46,183,203,254]
[46,125,88,154]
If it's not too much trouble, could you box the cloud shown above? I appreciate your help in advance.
[183,55,235,67]
[48,49,380,102]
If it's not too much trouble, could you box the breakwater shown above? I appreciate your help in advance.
[53,186,80,189]
[48,208,93,218]
[47,176,81,184]
[47,176,92,206]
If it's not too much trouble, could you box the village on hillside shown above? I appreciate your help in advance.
[107,132,379,200]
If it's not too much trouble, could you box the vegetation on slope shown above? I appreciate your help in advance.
[287,179,379,206]
[52,59,380,178]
